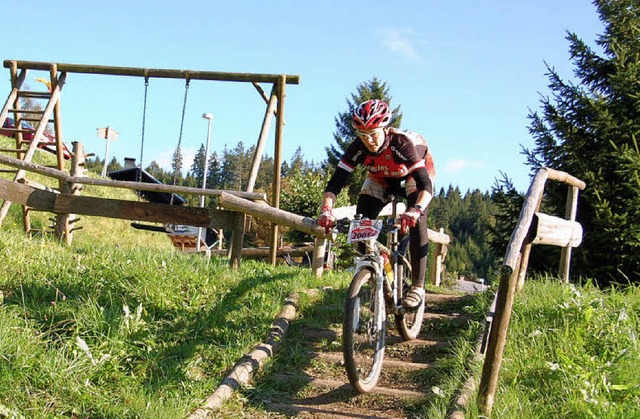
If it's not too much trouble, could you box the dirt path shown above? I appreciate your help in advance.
[235,291,479,418]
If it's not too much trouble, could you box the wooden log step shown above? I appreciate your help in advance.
[302,329,450,349]
[0,169,18,173]
[17,91,51,98]
[212,245,315,258]
[314,352,430,370]
[272,373,429,398]
[385,335,450,348]
[422,312,470,322]
[303,329,338,341]
[0,148,25,153]
[264,402,392,418]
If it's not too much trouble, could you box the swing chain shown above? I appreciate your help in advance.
[138,75,150,183]
[171,74,191,197]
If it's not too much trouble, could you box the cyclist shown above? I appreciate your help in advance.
[318,99,435,310]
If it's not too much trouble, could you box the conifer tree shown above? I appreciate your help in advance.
[190,144,207,186]
[523,0,640,284]
[171,146,183,185]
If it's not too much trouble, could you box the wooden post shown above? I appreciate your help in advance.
[516,191,543,292]
[246,84,277,193]
[429,227,445,286]
[559,186,579,283]
[230,213,246,269]
[56,141,85,244]
[477,168,549,417]
[269,75,286,266]
[312,237,326,278]
[477,255,522,415]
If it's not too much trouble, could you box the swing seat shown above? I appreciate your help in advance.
[108,167,185,205]
[166,224,218,258]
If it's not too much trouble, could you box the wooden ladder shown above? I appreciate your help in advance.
[0,61,72,237]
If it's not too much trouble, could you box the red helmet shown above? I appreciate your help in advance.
[352,99,391,130]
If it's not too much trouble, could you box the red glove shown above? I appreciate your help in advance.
[400,206,422,234]
[318,206,336,234]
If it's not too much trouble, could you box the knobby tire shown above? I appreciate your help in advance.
[343,268,386,393]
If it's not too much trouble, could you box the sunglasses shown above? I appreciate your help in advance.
[356,129,383,139]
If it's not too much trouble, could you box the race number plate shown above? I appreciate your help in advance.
[347,219,383,243]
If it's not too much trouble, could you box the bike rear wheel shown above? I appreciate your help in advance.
[395,254,425,340]
[343,268,386,393]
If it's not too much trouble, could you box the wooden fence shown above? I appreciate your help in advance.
[218,192,451,279]
[477,167,586,416]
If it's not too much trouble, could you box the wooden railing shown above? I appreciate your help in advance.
[477,167,586,416]
[218,192,451,279]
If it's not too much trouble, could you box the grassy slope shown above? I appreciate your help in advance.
[488,278,640,418]
[2,136,638,417]
[0,138,350,417]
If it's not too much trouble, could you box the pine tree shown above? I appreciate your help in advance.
[191,144,207,186]
[325,78,403,202]
[171,146,183,185]
[206,152,221,189]
[523,0,640,284]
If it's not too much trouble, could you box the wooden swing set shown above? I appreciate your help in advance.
[0,59,300,268]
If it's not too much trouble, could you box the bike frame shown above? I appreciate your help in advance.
[352,226,405,317]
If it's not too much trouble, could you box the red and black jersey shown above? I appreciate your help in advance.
[326,128,435,196]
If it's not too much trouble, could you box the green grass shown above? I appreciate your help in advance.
[0,228,346,417]
[0,141,347,417]
[487,277,640,419]
[2,135,639,417]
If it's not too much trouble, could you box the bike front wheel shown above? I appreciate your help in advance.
[395,254,425,340]
[343,268,386,393]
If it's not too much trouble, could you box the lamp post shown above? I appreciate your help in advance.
[197,113,213,252]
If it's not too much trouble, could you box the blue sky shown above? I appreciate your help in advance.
[1,1,603,193]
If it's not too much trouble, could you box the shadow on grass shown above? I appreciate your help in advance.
[1,266,297,401]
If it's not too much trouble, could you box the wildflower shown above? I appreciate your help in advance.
[618,309,628,322]
[431,386,445,398]
[546,362,560,371]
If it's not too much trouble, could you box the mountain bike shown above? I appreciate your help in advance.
[334,198,426,393]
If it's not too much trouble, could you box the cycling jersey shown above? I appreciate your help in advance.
[326,128,435,197]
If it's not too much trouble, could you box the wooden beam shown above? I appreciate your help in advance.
[531,212,583,248]
[0,178,56,211]
[53,195,210,226]
[219,192,326,238]
[545,167,586,190]
[3,60,300,85]
[270,75,287,265]
[0,178,239,229]
[0,152,267,201]
[246,84,277,193]
[502,169,549,271]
